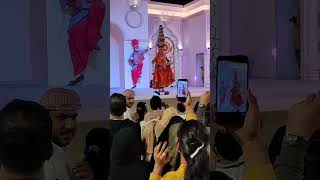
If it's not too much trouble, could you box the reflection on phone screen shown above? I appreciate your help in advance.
[177,81,188,98]
[217,61,248,113]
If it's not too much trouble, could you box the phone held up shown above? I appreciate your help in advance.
[177,79,188,103]
[215,55,249,128]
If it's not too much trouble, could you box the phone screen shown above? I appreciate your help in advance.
[177,80,188,98]
[217,60,248,113]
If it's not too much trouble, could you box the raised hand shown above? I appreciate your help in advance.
[287,91,320,140]
[235,90,261,145]
[72,161,94,180]
[152,142,171,176]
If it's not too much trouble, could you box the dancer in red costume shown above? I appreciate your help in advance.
[152,25,174,95]
[152,47,174,94]
[129,39,149,89]
[182,85,187,96]
[230,72,243,111]
[61,0,106,86]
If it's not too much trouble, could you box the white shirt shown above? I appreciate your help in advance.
[44,143,72,180]
[177,113,186,120]
[124,107,134,121]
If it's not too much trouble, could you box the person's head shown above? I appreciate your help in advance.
[110,127,144,163]
[85,128,110,158]
[150,96,162,111]
[158,47,164,55]
[177,121,209,180]
[136,102,147,122]
[214,131,243,162]
[161,102,169,110]
[123,89,135,108]
[177,102,186,113]
[132,39,139,52]
[110,127,147,180]
[84,128,110,179]
[110,93,127,118]
[0,99,52,175]
[40,88,81,147]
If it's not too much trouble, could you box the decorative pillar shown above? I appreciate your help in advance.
[204,48,210,88]
[178,49,183,81]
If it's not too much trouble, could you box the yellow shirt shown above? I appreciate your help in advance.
[150,164,275,180]
[186,112,197,121]
[149,163,187,180]
[244,165,277,180]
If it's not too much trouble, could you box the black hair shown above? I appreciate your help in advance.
[268,125,286,165]
[150,96,162,110]
[110,127,148,180]
[214,131,243,161]
[0,99,52,173]
[111,127,144,163]
[177,121,209,180]
[84,128,110,180]
[137,102,147,122]
[205,103,211,126]
[289,16,297,23]
[110,93,127,117]
[210,171,233,180]
[161,102,169,109]
[194,102,199,113]
[177,102,186,113]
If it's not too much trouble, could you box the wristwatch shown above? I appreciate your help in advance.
[283,133,309,146]
[199,104,206,108]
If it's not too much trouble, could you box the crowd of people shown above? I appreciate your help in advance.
[0,87,320,180]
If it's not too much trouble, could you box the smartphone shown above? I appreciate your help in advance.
[216,55,249,127]
[177,79,188,102]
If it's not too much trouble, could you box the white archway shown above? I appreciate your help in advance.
[110,23,125,88]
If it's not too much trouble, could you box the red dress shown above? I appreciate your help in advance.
[152,53,174,89]
[182,87,186,96]
[68,0,105,76]
[230,87,243,107]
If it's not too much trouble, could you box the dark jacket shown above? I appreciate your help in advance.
[110,127,148,180]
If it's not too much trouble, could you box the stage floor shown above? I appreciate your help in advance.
[0,79,319,122]
[111,78,320,111]
[110,87,210,100]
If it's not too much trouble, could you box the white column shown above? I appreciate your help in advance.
[204,49,210,88]
[178,50,183,82]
